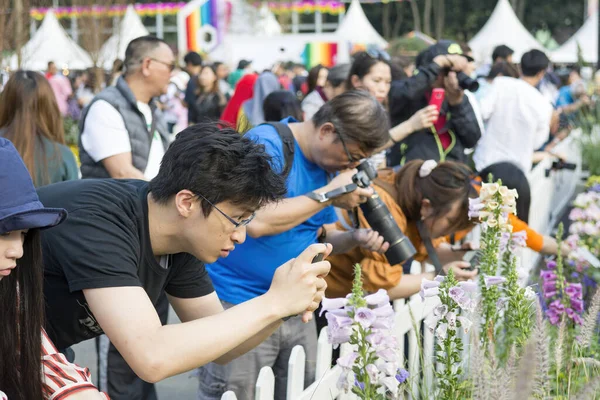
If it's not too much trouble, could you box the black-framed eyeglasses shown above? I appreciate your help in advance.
[335,130,362,165]
[149,58,177,72]
[195,192,256,229]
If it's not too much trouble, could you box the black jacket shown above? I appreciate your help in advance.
[387,62,481,166]
[190,93,225,123]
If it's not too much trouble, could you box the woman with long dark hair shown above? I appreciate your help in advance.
[0,138,107,399]
[263,90,304,122]
[0,71,78,187]
[190,64,228,123]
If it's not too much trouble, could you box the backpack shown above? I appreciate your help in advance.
[259,122,295,179]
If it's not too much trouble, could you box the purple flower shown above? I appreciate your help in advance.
[325,311,353,329]
[570,208,586,220]
[565,283,583,299]
[366,364,379,381]
[549,300,565,313]
[540,270,557,280]
[376,348,398,363]
[546,260,557,269]
[420,287,440,301]
[354,307,377,328]
[354,379,365,391]
[448,286,466,303]
[544,290,558,299]
[468,197,485,219]
[421,278,441,289]
[457,296,476,312]
[570,298,584,313]
[543,280,558,293]
[372,303,395,318]
[546,309,560,325]
[396,369,409,384]
[365,289,390,307]
[434,275,445,283]
[336,352,358,368]
[484,276,506,288]
[512,230,527,247]
[319,297,349,316]
[458,281,478,292]
[573,314,584,325]
[496,297,507,308]
[327,325,352,347]
[372,317,394,330]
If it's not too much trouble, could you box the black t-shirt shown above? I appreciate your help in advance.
[38,179,214,349]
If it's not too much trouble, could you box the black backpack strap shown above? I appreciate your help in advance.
[416,220,445,276]
[260,122,295,179]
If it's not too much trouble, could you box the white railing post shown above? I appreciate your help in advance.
[422,311,435,398]
[255,366,275,400]
[315,327,333,382]
[221,391,237,400]
[287,345,306,400]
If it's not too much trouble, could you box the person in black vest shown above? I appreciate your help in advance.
[77,36,175,399]
[79,36,174,181]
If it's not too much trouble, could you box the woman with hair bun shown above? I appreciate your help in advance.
[325,159,479,301]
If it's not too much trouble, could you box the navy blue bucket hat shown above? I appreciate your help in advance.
[0,138,67,234]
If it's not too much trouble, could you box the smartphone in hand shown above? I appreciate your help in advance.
[429,88,445,114]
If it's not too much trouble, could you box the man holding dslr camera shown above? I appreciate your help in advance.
[387,40,482,167]
[199,90,392,400]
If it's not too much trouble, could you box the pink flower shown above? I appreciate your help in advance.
[569,208,585,220]
[544,290,558,299]
[549,300,565,313]
[546,309,560,325]
[565,283,583,299]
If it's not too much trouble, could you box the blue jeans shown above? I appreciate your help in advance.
[197,301,317,400]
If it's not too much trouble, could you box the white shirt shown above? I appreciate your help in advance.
[81,100,165,180]
[473,77,553,173]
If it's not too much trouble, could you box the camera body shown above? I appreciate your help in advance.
[545,159,577,177]
[352,162,417,272]
[442,68,479,92]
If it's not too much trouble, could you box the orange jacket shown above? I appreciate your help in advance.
[325,172,445,298]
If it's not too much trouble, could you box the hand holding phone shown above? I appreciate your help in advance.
[429,88,445,114]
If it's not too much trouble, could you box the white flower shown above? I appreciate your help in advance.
[336,369,354,392]
[366,363,380,382]
[436,322,448,340]
[524,286,536,301]
[377,376,400,397]
[482,182,499,195]
[499,186,509,196]
[433,304,448,319]
[446,311,457,331]
[486,217,498,227]
[456,316,473,334]
[487,201,499,210]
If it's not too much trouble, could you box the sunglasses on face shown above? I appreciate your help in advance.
[149,58,177,72]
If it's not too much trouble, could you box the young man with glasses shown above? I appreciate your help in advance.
[199,90,392,400]
[37,124,333,400]
[79,35,175,181]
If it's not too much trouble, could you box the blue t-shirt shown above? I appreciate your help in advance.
[206,118,337,304]
[556,86,574,107]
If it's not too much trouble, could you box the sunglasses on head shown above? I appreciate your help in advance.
[365,48,391,62]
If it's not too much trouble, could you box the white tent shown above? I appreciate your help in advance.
[551,12,597,63]
[335,0,387,47]
[257,3,282,36]
[98,5,149,70]
[10,9,93,70]
[469,0,545,64]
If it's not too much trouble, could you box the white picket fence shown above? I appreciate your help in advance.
[220,132,583,400]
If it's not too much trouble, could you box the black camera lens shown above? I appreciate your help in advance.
[456,72,479,92]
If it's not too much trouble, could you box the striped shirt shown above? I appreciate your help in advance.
[41,329,110,400]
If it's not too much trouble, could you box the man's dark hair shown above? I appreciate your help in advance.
[263,90,303,122]
[312,90,390,152]
[47,61,55,69]
[520,49,550,77]
[327,64,350,88]
[184,51,203,67]
[488,61,519,80]
[149,123,287,216]
[124,36,168,75]
[492,45,514,62]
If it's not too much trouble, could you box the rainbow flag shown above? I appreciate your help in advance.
[185,0,221,53]
[302,42,338,69]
